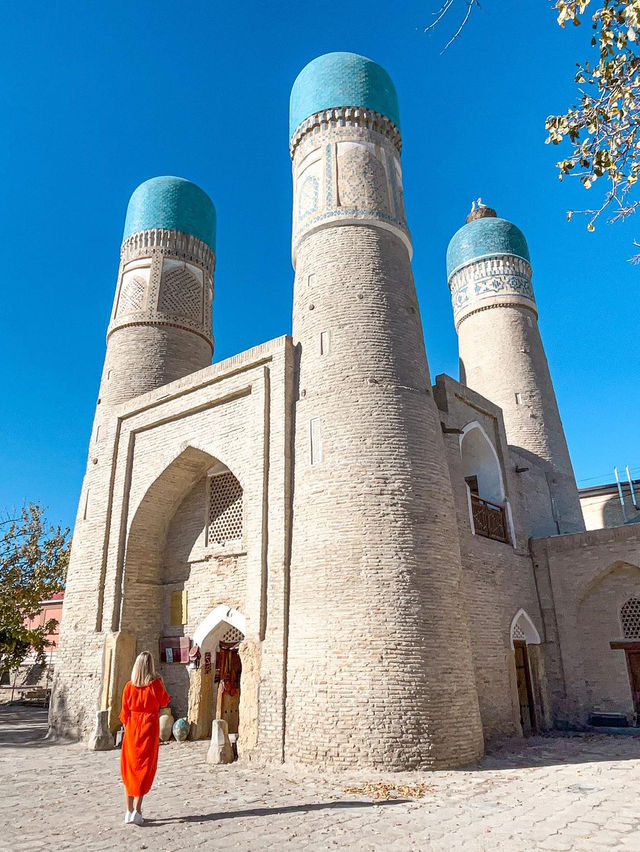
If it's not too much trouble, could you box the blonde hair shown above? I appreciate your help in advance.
[130,651,158,687]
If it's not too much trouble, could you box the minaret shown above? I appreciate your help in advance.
[286,52,483,769]
[49,177,216,739]
[101,175,216,407]
[447,202,584,536]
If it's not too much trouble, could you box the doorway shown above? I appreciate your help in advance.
[215,642,242,734]
[514,640,536,735]
[189,607,246,741]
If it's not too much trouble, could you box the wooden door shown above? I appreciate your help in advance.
[625,651,640,717]
[514,641,536,735]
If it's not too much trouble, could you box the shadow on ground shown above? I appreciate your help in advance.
[2,705,640,770]
[478,731,640,771]
[0,705,55,748]
[147,799,408,826]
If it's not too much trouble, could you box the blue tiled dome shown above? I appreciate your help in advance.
[289,52,400,139]
[446,217,530,279]
[123,176,216,252]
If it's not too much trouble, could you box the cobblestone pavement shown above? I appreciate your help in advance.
[2,706,640,851]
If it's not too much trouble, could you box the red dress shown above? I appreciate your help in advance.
[120,678,170,796]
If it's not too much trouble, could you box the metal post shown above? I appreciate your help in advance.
[626,465,639,511]
[614,466,629,523]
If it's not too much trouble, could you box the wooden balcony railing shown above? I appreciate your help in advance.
[470,494,509,543]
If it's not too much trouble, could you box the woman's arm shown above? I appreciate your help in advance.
[155,677,170,708]
[119,683,131,726]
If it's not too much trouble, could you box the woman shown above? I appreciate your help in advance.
[119,651,170,826]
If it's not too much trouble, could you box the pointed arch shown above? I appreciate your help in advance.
[459,421,506,504]
[509,608,542,649]
[460,421,515,543]
[578,560,640,604]
[119,446,242,638]
[193,605,247,648]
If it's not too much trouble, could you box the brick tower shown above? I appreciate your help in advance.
[286,53,484,769]
[447,203,584,536]
[50,177,216,738]
[101,175,216,407]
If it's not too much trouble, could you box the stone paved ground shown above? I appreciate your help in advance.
[2,706,640,851]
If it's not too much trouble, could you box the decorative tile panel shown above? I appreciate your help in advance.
[449,255,536,326]
[337,142,390,214]
[158,262,202,324]
[116,271,147,318]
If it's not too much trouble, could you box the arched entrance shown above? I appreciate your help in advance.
[188,606,246,741]
[510,609,542,735]
[579,561,640,722]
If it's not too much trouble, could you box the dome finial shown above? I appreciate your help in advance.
[123,176,216,252]
[289,52,400,139]
[466,198,497,223]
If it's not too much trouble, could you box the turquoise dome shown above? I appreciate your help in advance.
[446,217,530,279]
[289,52,400,139]
[123,176,216,252]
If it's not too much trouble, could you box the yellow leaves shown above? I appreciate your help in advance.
[556,0,592,27]
[553,0,640,226]
[343,782,435,800]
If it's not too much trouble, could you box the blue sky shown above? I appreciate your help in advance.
[0,0,637,530]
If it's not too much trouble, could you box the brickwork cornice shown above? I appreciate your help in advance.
[121,229,215,271]
[532,523,640,555]
[290,106,402,157]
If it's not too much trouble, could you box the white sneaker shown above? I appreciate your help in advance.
[132,810,144,826]
[124,810,134,824]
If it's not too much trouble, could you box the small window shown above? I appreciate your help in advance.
[515,392,523,405]
[320,330,331,355]
[83,489,90,521]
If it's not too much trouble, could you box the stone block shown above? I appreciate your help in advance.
[87,710,114,751]
[206,718,234,764]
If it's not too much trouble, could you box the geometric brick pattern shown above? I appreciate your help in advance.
[117,274,146,317]
[621,597,640,638]
[221,625,245,644]
[206,472,243,546]
[338,145,389,213]
[159,265,202,323]
[512,621,526,642]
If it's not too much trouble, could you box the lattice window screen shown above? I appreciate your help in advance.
[621,598,640,638]
[117,274,146,316]
[207,472,243,546]
[221,626,244,644]
[512,621,526,642]
[159,265,202,322]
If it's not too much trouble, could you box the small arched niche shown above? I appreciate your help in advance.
[460,422,512,543]
[509,608,542,650]
[460,422,505,505]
